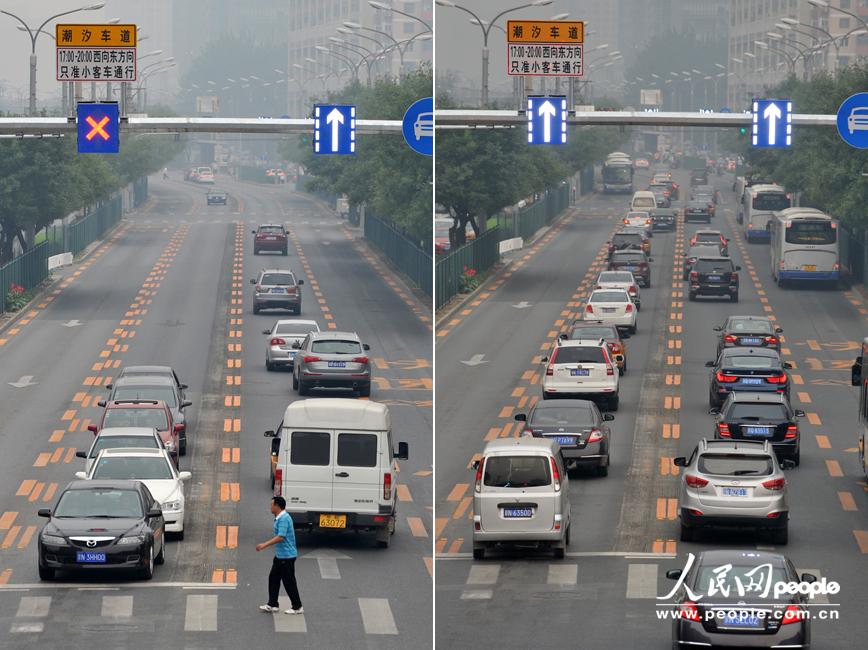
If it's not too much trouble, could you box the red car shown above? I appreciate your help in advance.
[253,224,288,256]
[89,399,182,464]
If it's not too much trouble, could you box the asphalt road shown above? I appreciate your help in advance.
[435,169,868,648]
[0,172,432,649]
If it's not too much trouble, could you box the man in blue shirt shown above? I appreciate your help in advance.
[256,496,303,614]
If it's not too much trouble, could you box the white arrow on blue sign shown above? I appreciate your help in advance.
[752,99,792,148]
[527,96,567,145]
[314,104,356,154]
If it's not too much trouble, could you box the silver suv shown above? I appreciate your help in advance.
[292,331,372,397]
[251,269,304,315]
[674,439,792,544]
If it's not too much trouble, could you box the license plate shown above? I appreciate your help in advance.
[740,337,762,345]
[722,613,761,628]
[721,487,748,497]
[571,369,590,376]
[553,435,576,446]
[602,307,617,313]
[745,426,773,437]
[288,351,296,359]
[328,361,347,368]
[741,377,763,385]
[319,514,347,528]
[271,288,286,293]
[623,266,637,271]
[503,508,533,518]
[707,275,721,281]
[76,551,106,563]
[803,264,816,271]
[266,236,276,240]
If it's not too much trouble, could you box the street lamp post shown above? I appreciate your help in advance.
[343,21,406,78]
[1,3,105,115]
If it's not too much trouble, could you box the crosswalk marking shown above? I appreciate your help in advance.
[358,597,398,635]
[273,611,307,633]
[10,623,43,633]
[184,594,218,631]
[626,563,658,599]
[101,595,133,617]
[466,564,500,585]
[547,563,578,585]
[460,589,493,600]
[16,596,50,617]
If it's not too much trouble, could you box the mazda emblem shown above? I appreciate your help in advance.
[86,539,97,548]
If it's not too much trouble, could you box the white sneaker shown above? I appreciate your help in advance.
[284,607,304,615]
[259,605,279,613]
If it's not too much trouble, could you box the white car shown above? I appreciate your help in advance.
[595,271,641,310]
[541,339,620,410]
[847,106,868,134]
[413,112,433,140]
[263,319,321,371]
[623,211,653,237]
[76,448,191,538]
[583,289,637,334]
[76,427,167,474]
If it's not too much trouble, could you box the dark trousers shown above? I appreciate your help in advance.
[268,557,302,609]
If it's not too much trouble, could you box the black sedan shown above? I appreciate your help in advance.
[684,200,712,223]
[715,315,783,356]
[650,208,677,232]
[514,399,613,476]
[667,550,812,649]
[706,348,792,408]
[38,480,165,580]
[609,250,652,287]
[206,190,228,205]
[711,392,805,465]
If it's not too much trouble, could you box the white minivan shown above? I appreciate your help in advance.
[264,398,409,548]
[630,190,657,212]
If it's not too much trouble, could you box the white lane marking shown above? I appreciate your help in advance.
[273,611,307,633]
[547,563,578,585]
[101,595,133,617]
[626,563,658,599]
[467,565,500,585]
[358,598,398,635]
[459,354,488,367]
[16,596,50,617]
[10,623,43,633]
[460,590,493,600]
[8,375,38,388]
[184,594,218,631]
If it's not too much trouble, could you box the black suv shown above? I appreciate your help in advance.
[607,231,647,259]
[688,256,740,301]
[689,168,708,186]
[650,208,677,232]
[710,392,805,465]
[684,200,712,223]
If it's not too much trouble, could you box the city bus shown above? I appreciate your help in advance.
[850,340,868,479]
[769,207,840,286]
[742,184,790,242]
[602,155,634,194]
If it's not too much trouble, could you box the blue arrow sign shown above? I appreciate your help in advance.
[527,96,567,145]
[77,102,119,154]
[402,97,433,156]
[313,104,355,154]
[836,92,868,149]
[752,99,792,148]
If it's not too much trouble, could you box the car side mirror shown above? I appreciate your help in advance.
[251,230,256,234]
[471,459,480,471]
[783,362,793,369]
[514,413,527,422]
[75,450,87,459]
[264,430,276,437]
[105,384,113,390]
[713,326,722,332]
[780,459,796,470]
[363,343,370,351]
[648,257,654,262]
[181,400,193,409]
[179,471,192,481]
[704,361,715,367]
[673,457,687,467]
[603,413,615,421]
[88,425,98,434]
[735,265,742,271]
[541,356,549,363]
[666,569,682,580]
[74,471,87,480]
[558,333,568,341]
[708,407,720,415]
[395,441,409,460]
[250,278,256,285]
[173,423,185,433]
[262,329,271,335]
[800,573,817,584]
[297,279,305,285]
[38,508,51,518]
[620,332,630,339]
[794,410,806,418]
[147,507,163,518]
[97,400,106,408]
[775,327,783,333]
[180,383,188,390]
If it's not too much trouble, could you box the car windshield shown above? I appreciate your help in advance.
[103,408,168,430]
[258,226,284,234]
[91,435,159,458]
[310,339,362,354]
[613,253,645,263]
[692,562,788,597]
[570,326,617,340]
[274,322,319,335]
[54,488,143,518]
[687,202,708,210]
[694,260,732,273]
[727,318,772,334]
[91,457,174,480]
[599,272,633,283]
[612,234,642,246]
[529,406,596,427]
[695,233,721,242]
[688,247,721,258]
[261,273,294,285]
[122,369,171,381]
[698,453,774,476]
[728,403,788,420]
[554,347,605,364]
[752,192,790,211]
[725,355,778,369]
[590,291,628,303]
[113,386,177,408]
[483,456,551,488]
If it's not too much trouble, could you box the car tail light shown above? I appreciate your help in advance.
[475,459,484,492]
[762,477,786,491]
[645,219,652,225]
[685,474,709,488]
[680,601,701,622]
[550,456,561,492]
[274,468,282,496]
[522,427,534,436]
[723,334,737,343]
[610,342,622,354]
[782,605,806,625]
[748,223,753,230]
[587,429,603,443]
[640,262,648,269]
[586,304,594,313]
[766,373,788,384]
[764,336,778,345]
[270,337,286,346]
[629,285,638,295]
[717,422,731,437]
[623,218,630,224]
[255,285,262,293]
[286,287,297,295]
[546,348,557,376]
[352,356,369,364]
[625,303,634,313]
[383,472,392,500]
[834,262,840,271]
[689,271,698,281]
[785,425,798,439]
[716,371,738,383]
[595,284,602,289]
[303,355,321,363]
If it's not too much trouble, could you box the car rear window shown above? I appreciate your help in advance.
[590,290,629,303]
[103,408,168,430]
[599,272,634,284]
[483,456,551,488]
[695,233,721,242]
[92,456,174,480]
[310,339,362,354]
[91,435,159,458]
[612,253,645,263]
[694,259,733,273]
[554,346,605,364]
[290,431,330,466]
[693,563,787,596]
[688,247,721,258]
[569,326,618,340]
[337,433,378,468]
[633,198,655,208]
[113,386,177,408]
[612,234,642,246]
[529,406,596,427]
[698,453,773,476]
[725,355,778,369]
[728,318,772,334]
[259,226,284,234]
[727,403,788,420]
[261,273,294,285]
[275,322,319,335]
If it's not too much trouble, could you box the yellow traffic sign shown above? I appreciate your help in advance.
[56,24,137,47]
[507,20,583,44]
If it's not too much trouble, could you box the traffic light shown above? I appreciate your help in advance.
[739,126,748,135]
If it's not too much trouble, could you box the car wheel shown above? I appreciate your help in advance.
[473,545,485,560]
[253,248,259,255]
[680,522,694,542]
[608,395,619,411]
[38,564,55,581]
[298,380,309,396]
[619,366,625,377]
[629,325,637,335]
[140,545,154,580]
[358,383,371,398]
[565,524,571,546]
[622,358,627,373]
[793,448,800,467]
[253,304,260,314]
[266,360,274,371]
[292,374,299,390]
[771,526,789,546]
[688,292,696,301]
[175,529,184,541]
[597,464,609,477]
[375,517,394,548]
[645,277,651,288]
[282,247,288,256]
[179,439,186,456]
[542,392,552,400]
[552,542,566,560]
[731,292,739,303]
[155,537,166,565]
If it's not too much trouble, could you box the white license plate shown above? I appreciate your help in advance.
[721,487,748,497]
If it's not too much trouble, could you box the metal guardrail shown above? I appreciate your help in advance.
[436,227,501,310]
[364,213,432,298]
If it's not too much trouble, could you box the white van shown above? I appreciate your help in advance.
[264,398,409,548]
[630,190,657,212]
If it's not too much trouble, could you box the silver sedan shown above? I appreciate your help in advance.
[292,331,372,397]
[263,319,320,371]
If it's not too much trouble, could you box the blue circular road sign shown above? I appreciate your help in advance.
[402,97,433,156]
[836,92,868,149]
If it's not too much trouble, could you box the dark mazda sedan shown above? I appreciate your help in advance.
[514,399,614,476]
[707,348,792,408]
[38,480,166,581]
[715,316,783,356]
[667,550,813,649]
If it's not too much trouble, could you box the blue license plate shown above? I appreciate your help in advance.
[271,288,286,293]
[722,613,761,628]
[722,487,748,497]
[623,266,638,271]
[745,426,773,437]
[740,337,762,345]
[571,369,590,376]
[503,508,533,518]
[741,377,763,385]
[76,552,106,563]
[327,361,347,368]
[707,275,721,281]
[553,435,576,446]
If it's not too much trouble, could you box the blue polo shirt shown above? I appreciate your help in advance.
[273,510,297,559]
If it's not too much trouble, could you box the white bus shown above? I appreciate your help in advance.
[602,155,633,194]
[770,207,840,286]
[742,184,790,243]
